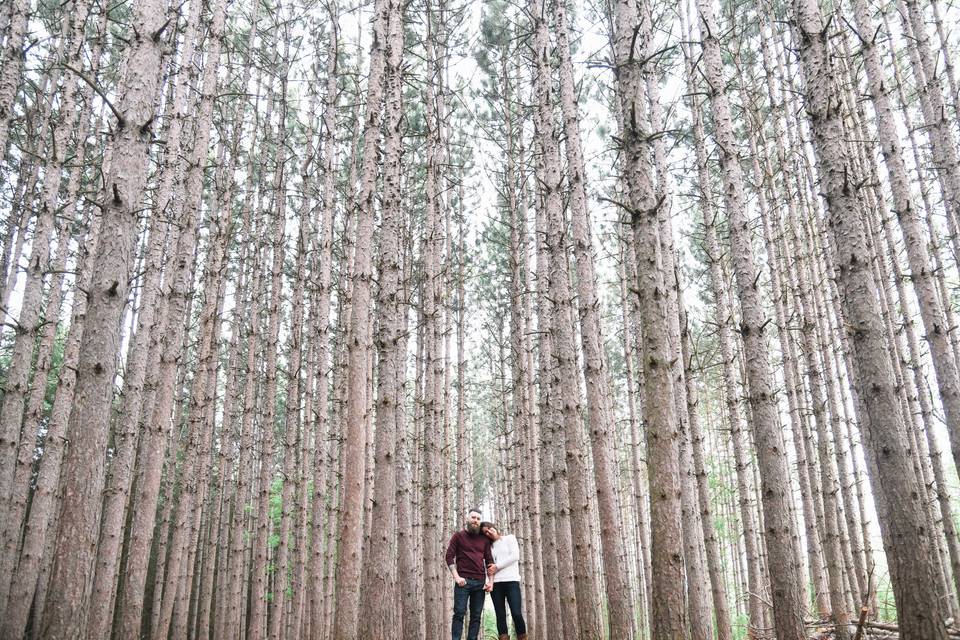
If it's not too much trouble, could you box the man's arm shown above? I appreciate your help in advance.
[445,533,465,586]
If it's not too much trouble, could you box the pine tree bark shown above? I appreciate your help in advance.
[0,5,98,613]
[113,38,231,640]
[246,41,292,640]
[693,3,807,636]
[85,1,211,632]
[272,162,306,640]
[331,0,393,632]
[0,57,59,558]
[832,37,954,616]
[218,59,267,640]
[670,298,714,640]
[266,28,307,640]
[150,11,231,638]
[527,0,602,634]
[421,0,447,633]
[792,0,950,635]
[660,210,714,640]
[898,0,960,270]
[529,125,583,638]
[684,27,771,633]
[532,172,569,640]
[499,30,543,636]
[611,0,687,635]
[307,9,339,638]
[764,24,866,617]
[0,185,31,310]
[0,0,28,159]
[553,1,634,635]
[790,227,851,636]
[38,0,172,633]
[223,235,266,640]
[618,232,652,636]
[681,319,733,640]
[203,143,245,640]
[357,1,404,634]
[840,28,956,603]
[849,6,960,607]
[396,249,420,640]
[1,200,101,637]
[0,56,59,316]
[930,0,960,122]
[0,31,91,581]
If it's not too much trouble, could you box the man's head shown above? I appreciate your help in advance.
[464,509,482,534]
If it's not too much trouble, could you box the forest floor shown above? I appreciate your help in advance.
[807,620,960,639]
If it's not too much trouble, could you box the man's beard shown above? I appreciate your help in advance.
[466,523,480,534]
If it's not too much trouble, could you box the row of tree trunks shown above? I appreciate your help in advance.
[692,1,808,637]
[792,0,951,636]
[679,8,771,632]
[2,0,960,637]
[38,0,174,632]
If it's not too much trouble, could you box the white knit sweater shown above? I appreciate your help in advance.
[490,534,521,583]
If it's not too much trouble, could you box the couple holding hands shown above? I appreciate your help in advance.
[444,509,528,640]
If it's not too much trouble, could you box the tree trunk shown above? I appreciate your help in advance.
[421,0,447,633]
[619,232,652,637]
[0,0,28,158]
[331,0,393,632]
[1,202,101,637]
[396,237,420,639]
[306,9,339,639]
[0,4,99,613]
[681,317,733,640]
[526,0,602,635]
[611,0,687,635]
[357,1,404,634]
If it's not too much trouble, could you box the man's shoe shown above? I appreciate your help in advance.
[517,634,528,640]
[499,635,509,640]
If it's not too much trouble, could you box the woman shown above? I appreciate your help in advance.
[480,521,527,640]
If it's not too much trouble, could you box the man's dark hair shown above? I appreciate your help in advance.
[467,508,482,516]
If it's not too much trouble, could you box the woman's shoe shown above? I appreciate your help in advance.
[499,635,509,640]
[517,634,527,640]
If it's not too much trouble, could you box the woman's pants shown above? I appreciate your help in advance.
[491,581,527,635]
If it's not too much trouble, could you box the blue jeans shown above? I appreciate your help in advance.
[452,577,486,640]
[491,581,526,635]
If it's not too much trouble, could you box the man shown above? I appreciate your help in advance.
[445,509,494,640]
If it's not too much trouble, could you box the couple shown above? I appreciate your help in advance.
[444,509,528,640]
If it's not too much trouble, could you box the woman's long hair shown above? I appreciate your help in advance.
[479,521,501,537]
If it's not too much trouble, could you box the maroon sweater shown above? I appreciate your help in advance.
[444,530,494,580]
